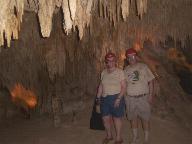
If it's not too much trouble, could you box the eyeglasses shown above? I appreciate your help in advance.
[127,55,136,61]
[105,60,115,64]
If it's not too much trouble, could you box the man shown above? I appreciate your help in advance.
[124,48,155,144]
[96,52,126,144]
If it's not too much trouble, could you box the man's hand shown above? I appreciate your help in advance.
[148,79,155,105]
[148,95,153,105]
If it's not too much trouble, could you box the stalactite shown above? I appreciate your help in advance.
[116,0,121,22]
[62,0,73,35]
[25,0,38,12]
[99,0,103,17]
[3,0,192,49]
[0,0,150,47]
[9,15,19,40]
[108,1,112,22]
[55,0,62,7]
[38,0,55,37]
[136,0,148,19]
[112,0,116,26]
[0,30,4,47]
[103,0,107,18]
[86,0,93,26]
[122,0,130,21]
[72,0,93,40]
[98,0,130,26]
[68,0,77,21]
[15,0,24,30]
[73,0,84,39]
[0,0,24,47]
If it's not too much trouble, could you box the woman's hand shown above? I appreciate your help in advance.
[95,97,101,105]
[114,98,121,108]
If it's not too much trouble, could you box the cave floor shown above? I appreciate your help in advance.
[0,100,191,144]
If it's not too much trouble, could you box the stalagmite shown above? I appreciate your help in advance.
[38,0,55,37]
[45,49,57,81]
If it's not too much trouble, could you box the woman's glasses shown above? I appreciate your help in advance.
[105,60,115,64]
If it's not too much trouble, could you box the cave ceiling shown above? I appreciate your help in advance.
[0,0,192,47]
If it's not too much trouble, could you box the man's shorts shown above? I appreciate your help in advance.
[100,94,125,118]
[125,95,151,121]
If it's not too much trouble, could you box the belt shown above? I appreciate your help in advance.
[128,94,147,98]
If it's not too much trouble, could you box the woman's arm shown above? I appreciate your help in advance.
[96,83,103,98]
[114,79,126,108]
[96,83,103,105]
[117,79,126,99]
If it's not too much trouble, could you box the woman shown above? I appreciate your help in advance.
[96,52,126,144]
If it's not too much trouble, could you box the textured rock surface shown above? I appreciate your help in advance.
[0,1,191,129]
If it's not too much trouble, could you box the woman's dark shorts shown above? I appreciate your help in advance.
[100,94,125,118]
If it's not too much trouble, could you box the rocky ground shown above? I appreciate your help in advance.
[0,99,191,144]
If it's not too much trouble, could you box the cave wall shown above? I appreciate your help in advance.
[0,1,192,127]
[0,11,99,116]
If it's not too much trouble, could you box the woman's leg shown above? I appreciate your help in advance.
[113,117,123,142]
[103,115,113,139]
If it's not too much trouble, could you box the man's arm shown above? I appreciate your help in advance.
[148,79,155,104]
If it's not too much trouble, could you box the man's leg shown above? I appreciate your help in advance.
[142,120,150,143]
[131,118,139,144]
[113,117,123,142]
[140,95,151,144]
[126,97,139,144]
[103,115,113,139]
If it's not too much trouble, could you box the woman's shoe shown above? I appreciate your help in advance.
[114,140,123,144]
[102,137,113,144]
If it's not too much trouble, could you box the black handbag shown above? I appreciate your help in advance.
[90,98,105,130]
